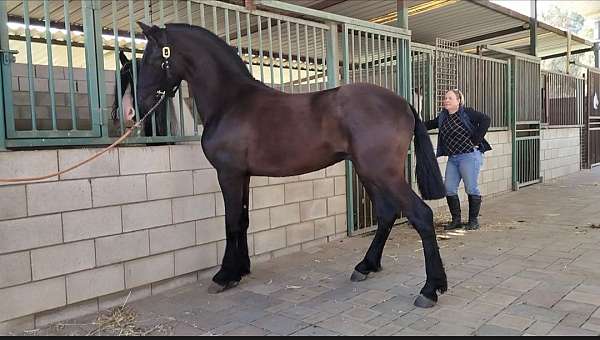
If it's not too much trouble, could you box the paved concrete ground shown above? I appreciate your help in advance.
[21,168,600,336]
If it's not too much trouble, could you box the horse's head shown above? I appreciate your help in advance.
[111,50,137,125]
[137,22,182,119]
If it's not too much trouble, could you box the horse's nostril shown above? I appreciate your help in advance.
[126,107,136,121]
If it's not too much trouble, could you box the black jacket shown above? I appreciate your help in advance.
[425,106,492,157]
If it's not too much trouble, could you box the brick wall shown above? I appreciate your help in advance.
[0,144,347,331]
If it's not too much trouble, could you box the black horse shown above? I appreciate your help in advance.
[136,22,447,308]
[111,50,175,137]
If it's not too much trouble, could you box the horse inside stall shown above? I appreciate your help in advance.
[112,50,196,137]
[135,22,448,308]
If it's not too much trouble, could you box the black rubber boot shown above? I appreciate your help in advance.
[465,195,482,230]
[444,195,462,230]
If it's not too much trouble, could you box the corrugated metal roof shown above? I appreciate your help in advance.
[281,0,594,58]
[6,0,595,60]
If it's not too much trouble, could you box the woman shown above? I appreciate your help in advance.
[425,89,491,230]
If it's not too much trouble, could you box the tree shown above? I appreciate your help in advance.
[539,5,594,76]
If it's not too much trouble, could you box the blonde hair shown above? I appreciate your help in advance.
[447,89,464,106]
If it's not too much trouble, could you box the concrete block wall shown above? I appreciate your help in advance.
[541,127,581,181]
[0,144,347,331]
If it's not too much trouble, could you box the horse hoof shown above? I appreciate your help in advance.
[350,270,368,282]
[413,294,436,308]
[207,281,239,294]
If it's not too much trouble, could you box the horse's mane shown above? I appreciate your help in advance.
[165,23,253,80]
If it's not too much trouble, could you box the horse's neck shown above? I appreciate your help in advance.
[173,31,264,126]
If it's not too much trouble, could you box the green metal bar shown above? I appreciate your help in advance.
[258,16,264,83]
[236,11,242,57]
[295,23,300,90]
[321,28,326,89]
[364,32,369,83]
[350,29,355,84]
[268,18,274,88]
[341,25,349,85]
[92,0,106,139]
[159,0,168,140]
[5,135,201,148]
[200,3,205,27]
[397,0,408,29]
[378,34,382,86]
[225,8,230,45]
[312,26,316,90]
[305,24,310,92]
[332,22,355,235]
[277,19,284,91]
[0,0,7,149]
[2,129,101,139]
[82,0,102,139]
[175,0,184,135]
[23,0,36,131]
[384,35,388,88]
[396,38,401,95]
[287,21,292,92]
[188,0,199,134]
[371,32,375,84]
[129,0,147,136]
[404,39,414,187]
[340,24,355,235]
[64,0,77,130]
[254,0,410,37]
[508,58,518,190]
[213,5,217,34]
[112,0,124,134]
[160,0,165,25]
[427,51,434,119]
[247,13,253,76]
[358,30,362,82]
[144,0,151,23]
[43,0,57,130]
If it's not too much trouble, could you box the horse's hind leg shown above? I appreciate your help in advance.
[351,184,397,281]
[395,182,447,307]
[209,172,250,293]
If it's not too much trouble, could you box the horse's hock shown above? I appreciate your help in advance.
[0,0,592,333]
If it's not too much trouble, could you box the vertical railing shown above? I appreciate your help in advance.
[340,23,411,235]
[456,52,508,129]
[410,43,435,121]
[512,56,542,188]
[0,0,7,150]
[542,70,584,126]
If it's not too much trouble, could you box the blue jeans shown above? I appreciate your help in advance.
[445,150,484,196]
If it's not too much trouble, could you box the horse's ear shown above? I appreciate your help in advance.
[119,50,129,66]
[138,21,159,42]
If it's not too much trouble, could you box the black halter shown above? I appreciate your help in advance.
[157,45,180,98]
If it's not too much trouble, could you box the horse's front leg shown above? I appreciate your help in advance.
[208,171,250,294]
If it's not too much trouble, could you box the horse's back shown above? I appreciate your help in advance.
[336,83,415,133]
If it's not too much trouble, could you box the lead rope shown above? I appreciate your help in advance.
[0,93,168,184]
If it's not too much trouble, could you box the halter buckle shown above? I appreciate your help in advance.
[162,47,171,59]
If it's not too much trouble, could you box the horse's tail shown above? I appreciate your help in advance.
[410,104,446,200]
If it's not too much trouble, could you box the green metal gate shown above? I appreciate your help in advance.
[0,0,104,146]
[509,56,542,189]
[340,23,412,236]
